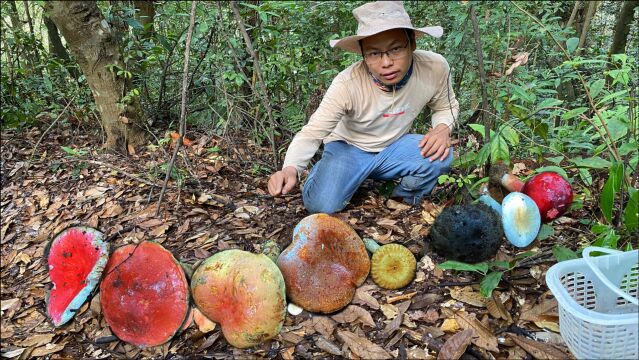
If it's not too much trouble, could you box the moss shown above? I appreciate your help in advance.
[429,203,503,263]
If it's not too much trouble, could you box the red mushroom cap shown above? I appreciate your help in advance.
[277,214,370,313]
[100,241,190,348]
[522,172,573,222]
[191,249,286,348]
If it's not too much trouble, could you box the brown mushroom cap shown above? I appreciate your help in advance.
[277,214,370,314]
[371,244,417,290]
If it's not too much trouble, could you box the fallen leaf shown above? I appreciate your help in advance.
[331,305,375,328]
[31,343,65,357]
[387,199,411,211]
[300,316,336,338]
[137,218,164,229]
[100,203,123,218]
[0,348,25,358]
[453,312,499,352]
[383,301,411,336]
[315,336,343,356]
[486,292,512,323]
[18,333,55,347]
[337,330,392,359]
[449,286,487,308]
[409,309,439,324]
[380,303,399,319]
[437,329,474,360]
[507,333,569,359]
[1,298,19,312]
[440,318,460,333]
[353,285,380,310]
[410,293,443,310]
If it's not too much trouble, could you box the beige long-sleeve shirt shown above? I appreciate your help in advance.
[282,50,459,174]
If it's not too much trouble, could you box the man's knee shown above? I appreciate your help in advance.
[303,192,347,214]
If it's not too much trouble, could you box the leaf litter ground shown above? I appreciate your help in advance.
[0,123,584,359]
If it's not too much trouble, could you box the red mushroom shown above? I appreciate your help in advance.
[277,214,370,313]
[100,241,190,348]
[46,226,109,327]
[522,172,573,222]
[191,249,286,348]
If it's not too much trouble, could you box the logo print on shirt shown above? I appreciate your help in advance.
[383,104,408,118]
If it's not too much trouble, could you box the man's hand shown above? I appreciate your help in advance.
[418,123,451,161]
[268,166,298,196]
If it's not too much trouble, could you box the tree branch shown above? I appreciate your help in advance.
[470,5,490,144]
[230,1,279,169]
[156,1,197,216]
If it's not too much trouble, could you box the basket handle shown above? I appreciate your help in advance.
[582,246,638,306]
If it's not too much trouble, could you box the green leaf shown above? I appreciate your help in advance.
[572,156,612,169]
[61,146,79,156]
[579,168,593,186]
[438,261,488,274]
[624,187,638,231]
[534,166,569,180]
[452,152,477,168]
[470,123,497,139]
[499,124,519,146]
[490,135,509,164]
[552,245,578,262]
[600,162,623,223]
[561,107,588,121]
[566,37,579,53]
[536,224,555,240]
[491,261,510,270]
[546,156,564,165]
[589,79,605,98]
[480,271,503,298]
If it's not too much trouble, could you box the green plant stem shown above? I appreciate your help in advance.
[512,1,621,162]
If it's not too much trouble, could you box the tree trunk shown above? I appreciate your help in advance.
[577,1,600,54]
[133,0,155,40]
[609,1,639,55]
[46,1,145,152]
[43,16,80,80]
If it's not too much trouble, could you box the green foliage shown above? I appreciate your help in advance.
[552,245,578,262]
[437,254,536,297]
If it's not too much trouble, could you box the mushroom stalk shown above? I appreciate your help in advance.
[364,238,381,253]
[261,240,281,263]
[489,162,525,193]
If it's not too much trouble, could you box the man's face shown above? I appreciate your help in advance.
[361,28,415,86]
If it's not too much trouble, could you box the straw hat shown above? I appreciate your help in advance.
[330,1,443,54]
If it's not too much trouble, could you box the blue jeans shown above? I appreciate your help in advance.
[303,134,453,213]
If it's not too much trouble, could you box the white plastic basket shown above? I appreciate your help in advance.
[546,246,638,359]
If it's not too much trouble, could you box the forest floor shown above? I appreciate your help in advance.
[0,121,584,359]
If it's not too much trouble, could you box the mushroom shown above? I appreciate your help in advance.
[430,203,504,263]
[45,226,109,327]
[363,238,416,289]
[522,172,573,222]
[277,213,370,314]
[478,184,542,248]
[100,241,190,348]
[490,165,573,223]
[191,249,286,349]
[489,162,524,193]
[499,192,542,247]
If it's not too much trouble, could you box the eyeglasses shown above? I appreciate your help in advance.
[363,42,410,64]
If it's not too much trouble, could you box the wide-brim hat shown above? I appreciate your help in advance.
[329,1,443,54]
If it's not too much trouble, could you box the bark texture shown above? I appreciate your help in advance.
[46,1,145,152]
[609,1,639,55]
